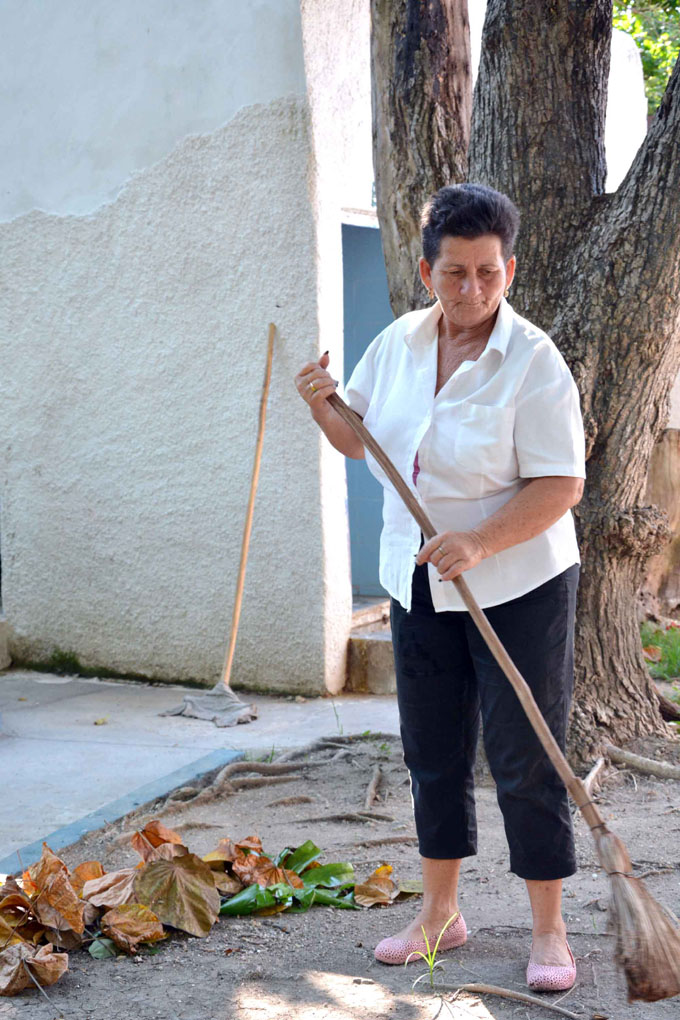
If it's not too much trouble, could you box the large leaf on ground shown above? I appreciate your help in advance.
[70,861,105,898]
[134,853,219,937]
[277,840,322,874]
[354,864,398,907]
[100,904,166,954]
[131,821,186,862]
[301,862,355,889]
[27,845,84,934]
[0,943,68,996]
[231,853,303,890]
[289,887,358,912]
[82,869,138,909]
[219,883,293,917]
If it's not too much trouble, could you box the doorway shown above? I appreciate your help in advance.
[342,223,392,597]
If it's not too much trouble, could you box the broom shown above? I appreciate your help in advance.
[328,390,680,1003]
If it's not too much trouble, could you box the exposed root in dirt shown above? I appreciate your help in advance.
[437,982,582,1019]
[276,732,400,762]
[364,763,382,809]
[264,794,314,808]
[606,744,680,780]
[292,812,395,825]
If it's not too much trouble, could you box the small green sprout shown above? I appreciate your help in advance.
[406,911,460,989]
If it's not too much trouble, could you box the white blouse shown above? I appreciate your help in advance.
[344,297,586,612]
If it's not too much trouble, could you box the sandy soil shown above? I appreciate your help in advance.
[4,732,680,1020]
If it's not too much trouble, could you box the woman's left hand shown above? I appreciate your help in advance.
[416,530,488,581]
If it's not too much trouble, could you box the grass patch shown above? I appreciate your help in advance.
[640,621,680,688]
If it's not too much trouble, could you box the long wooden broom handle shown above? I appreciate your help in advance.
[328,391,605,833]
[220,322,276,689]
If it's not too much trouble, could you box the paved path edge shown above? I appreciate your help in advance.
[0,747,243,875]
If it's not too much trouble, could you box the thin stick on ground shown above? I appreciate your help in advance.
[583,757,606,798]
[328,390,680,1003]
[435,982,582,1019]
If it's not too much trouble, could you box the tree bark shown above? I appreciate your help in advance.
[371,0,680,763]
[370,0,472,317]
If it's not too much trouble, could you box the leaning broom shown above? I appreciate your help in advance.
[328,389,680,1004]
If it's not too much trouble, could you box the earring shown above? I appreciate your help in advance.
[427,287,434,301]
[504,287,510,298]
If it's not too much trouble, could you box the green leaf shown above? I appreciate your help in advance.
[301,862,354,889]
[279,840,322,874]
[219,883,292,917]
[88,937,119,959]
[288,887,358,912]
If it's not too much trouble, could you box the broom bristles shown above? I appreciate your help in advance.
[595,828,680,1002]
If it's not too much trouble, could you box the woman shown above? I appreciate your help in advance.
[294,184,585,992]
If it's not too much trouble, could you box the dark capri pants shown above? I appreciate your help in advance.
[391,560,579,881]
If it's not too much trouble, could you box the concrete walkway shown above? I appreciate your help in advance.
[0,669,399,873]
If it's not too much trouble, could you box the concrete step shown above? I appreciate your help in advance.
[0,618,10,671]
[346,600,396,694]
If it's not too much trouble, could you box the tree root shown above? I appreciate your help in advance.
[293,811,395,825]
[276,732,399,762]
[364,764,382,810]
[435,982,582,1019]
[605,744,680,780]
[656,691,680,722]
[344,834,418,848]
[265,794,315,808]
[159,761,314,815]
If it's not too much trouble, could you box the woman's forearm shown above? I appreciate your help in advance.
[312,402,365,459]
[472,476,584,558]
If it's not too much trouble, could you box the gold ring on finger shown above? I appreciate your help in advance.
[308,381,316,392]
[438,545,445,556]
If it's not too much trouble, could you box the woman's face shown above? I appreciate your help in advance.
[419,233,516,331]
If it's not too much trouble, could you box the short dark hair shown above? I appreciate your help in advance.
[421,184,520,265]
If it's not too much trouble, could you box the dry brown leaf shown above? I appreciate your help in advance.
[142,843,188,864]
[28,845,84,934]
[0,943,68,997]
[82,869,138,909]
[236,834,263,853]
[203,839,239,865]
[354,864,398,908]
[211,873,243,896]
[70,861,104,898]
[131,821,185,861]
[0,893,44,948]
[251,863,304,890]
[100,904,166,954]
[134,853,219,938]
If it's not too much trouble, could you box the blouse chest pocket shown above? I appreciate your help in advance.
[453,402,517,481]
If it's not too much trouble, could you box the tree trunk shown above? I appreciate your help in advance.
[370,0,471,317]
[371,0,680,764]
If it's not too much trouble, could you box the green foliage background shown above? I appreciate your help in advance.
[613,1,680,112]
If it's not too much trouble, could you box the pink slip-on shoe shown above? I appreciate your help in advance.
[526,940,576,992]
[374,912,467,965]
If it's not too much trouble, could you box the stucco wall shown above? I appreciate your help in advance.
[1,0,306,219]
[0,1,357,693]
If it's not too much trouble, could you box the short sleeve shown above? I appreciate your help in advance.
[514,343,586,479]
[343,329,385,417]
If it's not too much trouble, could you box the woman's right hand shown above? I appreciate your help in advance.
[294,351,337,415]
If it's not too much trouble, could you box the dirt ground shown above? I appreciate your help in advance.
[5,732,680,1020]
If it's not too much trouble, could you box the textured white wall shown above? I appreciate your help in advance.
[0,0,306,219]
[1,101,333,691]
[0,1,359,693]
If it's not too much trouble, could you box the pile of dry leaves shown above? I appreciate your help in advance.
[0,818,415,998]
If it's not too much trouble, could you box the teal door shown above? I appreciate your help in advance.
[342,224,392,597]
